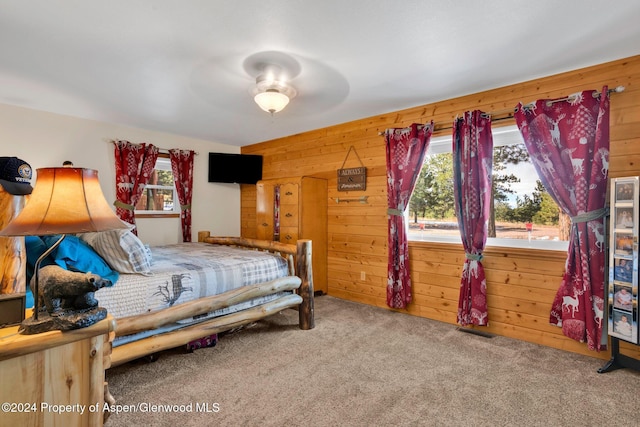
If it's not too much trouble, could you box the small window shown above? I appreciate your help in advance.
[408,125,569,251]
[135,156,179,215]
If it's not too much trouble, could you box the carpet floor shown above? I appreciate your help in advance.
[106,295,640,426]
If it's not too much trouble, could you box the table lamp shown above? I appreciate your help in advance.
[0,167,129,334]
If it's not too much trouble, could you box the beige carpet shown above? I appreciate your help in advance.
[106,296,640,427]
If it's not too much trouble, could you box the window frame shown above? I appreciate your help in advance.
[408,124,569,252]
[134,154,180,219]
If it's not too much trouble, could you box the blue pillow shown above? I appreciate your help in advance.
[25,235,45,307]
[25,288,34,309]
[25,235,56,285]
[38,235,120,285]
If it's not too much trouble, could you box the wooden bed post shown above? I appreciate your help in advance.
[197,231,210,242]
[0,190,27,294]
[196,231,315,330]
[297,239,314,330]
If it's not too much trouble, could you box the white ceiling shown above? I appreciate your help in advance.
[1,1,639,147]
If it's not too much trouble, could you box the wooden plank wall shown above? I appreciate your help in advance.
[242,55,640,361]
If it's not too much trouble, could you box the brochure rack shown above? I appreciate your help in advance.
[599,176,640,373]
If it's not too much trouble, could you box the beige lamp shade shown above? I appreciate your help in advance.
[0,167,129,236]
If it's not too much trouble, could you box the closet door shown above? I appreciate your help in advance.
[256,181,275,241]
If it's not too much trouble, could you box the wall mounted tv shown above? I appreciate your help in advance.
[208,153,263,184]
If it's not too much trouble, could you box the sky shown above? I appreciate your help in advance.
[503,161,539,207]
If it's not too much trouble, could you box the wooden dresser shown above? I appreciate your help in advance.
[256,176,328,294]
[0,315,116,427]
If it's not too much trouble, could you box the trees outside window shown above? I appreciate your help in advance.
[408,125,569,249]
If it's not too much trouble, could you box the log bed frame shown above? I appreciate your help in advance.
[109,232,314,367]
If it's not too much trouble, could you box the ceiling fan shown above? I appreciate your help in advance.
[189,50,349,118]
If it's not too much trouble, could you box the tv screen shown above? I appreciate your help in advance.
[208,153,263,184]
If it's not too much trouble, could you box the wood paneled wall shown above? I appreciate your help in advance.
[242,55,640,361]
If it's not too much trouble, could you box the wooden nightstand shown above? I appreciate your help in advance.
[0,315,116,427]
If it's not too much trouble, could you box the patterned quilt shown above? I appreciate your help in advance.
[96,242,290,321]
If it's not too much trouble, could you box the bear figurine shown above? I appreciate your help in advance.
[31,265,112,316]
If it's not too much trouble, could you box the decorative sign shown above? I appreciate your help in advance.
[337,167,367,191]
[337,145,366,191]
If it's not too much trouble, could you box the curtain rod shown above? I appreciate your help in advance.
[157,148,200,156]
[378,85,625,136]
[377,108,514,136]
[519,85,625,110]
[110,140,199,155]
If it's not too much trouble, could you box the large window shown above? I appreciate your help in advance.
[134,156,179,215]
[408,125,569,250]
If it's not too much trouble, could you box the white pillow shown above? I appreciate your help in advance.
[80,229,152,275]
[144,244,153,265]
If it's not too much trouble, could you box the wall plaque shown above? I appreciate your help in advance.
[337,146,366,191]
[338,167,367,191]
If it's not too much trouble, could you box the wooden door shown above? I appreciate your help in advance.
[256,181,275,241]
[299,177,328,294]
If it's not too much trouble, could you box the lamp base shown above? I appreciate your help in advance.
[19,307,107,335]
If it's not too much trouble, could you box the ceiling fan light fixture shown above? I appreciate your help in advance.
[254,89,290,114]
[252,71,297,115]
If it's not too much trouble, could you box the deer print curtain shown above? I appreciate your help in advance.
[113,140,159,234]
[453,111,493,326]
[385,123,433,308]
[514,87,610,351]
[169,149,195,242]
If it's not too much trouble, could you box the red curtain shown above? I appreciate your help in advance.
[384,122,433,308]
[113,140,159,233]
[514,88,610,351]
[169,149,195,242]
[453,111,493,326]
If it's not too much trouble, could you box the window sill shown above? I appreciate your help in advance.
[135,213,180,219]
[409,235,568,259]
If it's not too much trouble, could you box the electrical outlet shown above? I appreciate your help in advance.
[360,271,366,281]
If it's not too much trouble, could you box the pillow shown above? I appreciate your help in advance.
[144,244,154,265]
[79,228,152,275]
[32,235,120,285]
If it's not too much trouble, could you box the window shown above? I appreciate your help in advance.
[408,125,569,250]
[135,156,179,216]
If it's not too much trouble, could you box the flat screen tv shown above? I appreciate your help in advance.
[208,153,263,184]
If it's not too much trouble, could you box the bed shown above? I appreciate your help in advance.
[109,233,314,367]
[25,230,315,368]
